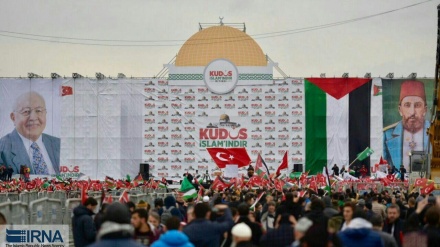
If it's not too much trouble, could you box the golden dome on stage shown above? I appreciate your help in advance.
[175,26,267,67]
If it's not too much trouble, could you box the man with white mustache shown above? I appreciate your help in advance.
[0,91,60,175]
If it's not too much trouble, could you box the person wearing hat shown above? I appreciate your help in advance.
[231,223,254,247]
[383,80,430,171]
[246,165,254,179]
[88,202,144,247]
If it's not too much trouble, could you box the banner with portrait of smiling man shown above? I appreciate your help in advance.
[382,78,434,171]
[0,79,62,177]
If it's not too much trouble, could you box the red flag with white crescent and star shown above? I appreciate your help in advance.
[61,86,73,96]
[421,182,435,195]
[414,178,428,187]
[206,148,251,168]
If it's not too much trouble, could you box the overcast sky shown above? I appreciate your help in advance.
[0,0,438,78]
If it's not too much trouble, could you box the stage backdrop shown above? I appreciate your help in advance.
[0,77,434,179]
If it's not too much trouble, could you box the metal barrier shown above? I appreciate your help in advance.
[0,202,11,223]
[7,193,19,202]
[29,197,48,224]
[0,193,9,203]
[63,198,81,225]
[47,198,63,224]
[11,201,30,225]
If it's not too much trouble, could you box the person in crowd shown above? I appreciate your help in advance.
[0,91,60,175]
[94,203,108,232]
[72,197,98,247]
[372,195,387,219]
[186,205,195,224]
[230,223,254,247]
[88,202,144,247]
[405,197,416,219]
[230,203,263,246]
[323,196,339,218]
[152,198,164,215]
[405,196,440,247]
[127,201,136,213]
[340,165,346,175]
[260,201,276,231]
[290,217,313,247]
[340,201,355,231]
[151,217,194,247]
[0,165,5,181]
[148,211,165,235]
[337,209,383,247]
[6,166,13,181]
[382,204,404,247]
[304,198,327,235]
[399,165,406,181]
[332,164,340,176]
[259,213,294,247]
[370,214,398,247]
[246,165,254,179]
[161,195,184,225]
[131,208,157,246]
[360,165,368,178]
[137,200,150,211]
[182,203,233,247]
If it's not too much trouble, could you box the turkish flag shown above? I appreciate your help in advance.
[248,176,263,187]
[421,183,435,195]
[61,86,73,96]
[211,176,229,191]
[119,189,129,203]
[414,178,427,187]
[206,148,251,168]
[81,183,88,205]
[276,151,288,176]
[103,194,113,204]
[386,174,395,182]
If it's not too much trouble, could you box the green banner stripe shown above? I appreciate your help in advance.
[305,79,327,174]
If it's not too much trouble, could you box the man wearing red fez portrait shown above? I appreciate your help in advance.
[383,80,430,172]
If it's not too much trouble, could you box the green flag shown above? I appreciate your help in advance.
[180,177,197,200]
[290,172,302,179]
[356,147,374,161]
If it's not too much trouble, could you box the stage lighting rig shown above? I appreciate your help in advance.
[28,73,42,79]
[72,73,83,79]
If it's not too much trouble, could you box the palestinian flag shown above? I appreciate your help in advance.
[305,78,381,174]
[255,153,269,179]
[180,177,197,200]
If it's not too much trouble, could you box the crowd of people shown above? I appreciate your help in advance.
[71,184,440,247]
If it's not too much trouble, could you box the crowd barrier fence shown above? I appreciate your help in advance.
[0,190,176,226]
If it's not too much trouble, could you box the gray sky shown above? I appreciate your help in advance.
[0,0,438,78]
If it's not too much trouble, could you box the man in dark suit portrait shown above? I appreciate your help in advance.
[0,91,60,175]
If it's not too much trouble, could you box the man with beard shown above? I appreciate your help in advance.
[131,209,158,246]
[383,80,430,171]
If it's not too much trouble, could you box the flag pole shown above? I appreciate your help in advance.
[348,157,358,168]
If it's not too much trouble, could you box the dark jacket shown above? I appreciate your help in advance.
[87,238,144,247]
[236,241,257,247]
[259,224,294,247]
[183,208,233,247]
[383,218,404,247]
[72,205,96,247]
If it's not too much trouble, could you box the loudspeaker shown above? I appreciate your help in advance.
[139,163,149,180]
[293,164,303,172]
[410,151,429,172]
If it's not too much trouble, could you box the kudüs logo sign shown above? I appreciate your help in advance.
[203,59,239,94]
[6,225,69,246]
